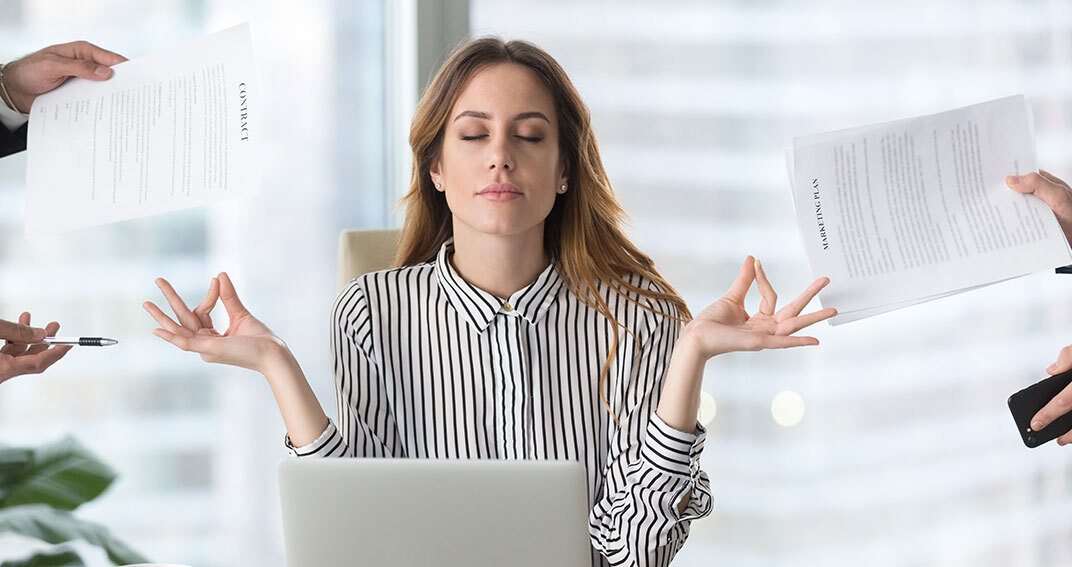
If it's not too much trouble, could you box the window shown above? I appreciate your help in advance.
[472,2,1072,565]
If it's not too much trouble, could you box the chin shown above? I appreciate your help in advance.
[465,213,543,237]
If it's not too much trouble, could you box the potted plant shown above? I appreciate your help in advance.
[0,437,148,566]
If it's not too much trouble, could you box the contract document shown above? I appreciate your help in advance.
[24,23,257,237]
[788,95,1072,325]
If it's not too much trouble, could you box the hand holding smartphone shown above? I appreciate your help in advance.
[1008,368,1072,448]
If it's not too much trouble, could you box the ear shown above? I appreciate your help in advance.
[429,159,444,192]
[557,160,568,190]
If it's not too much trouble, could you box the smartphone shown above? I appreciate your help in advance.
[1008,368,1072,448]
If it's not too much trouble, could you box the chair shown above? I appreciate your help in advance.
[337,228,401,291]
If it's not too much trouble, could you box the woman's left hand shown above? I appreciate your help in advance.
[681,256,837,359]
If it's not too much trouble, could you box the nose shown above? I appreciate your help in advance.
[486,135,513,172]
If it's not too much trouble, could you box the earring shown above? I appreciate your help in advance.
[435,183,442,190]
[559,184,567,193]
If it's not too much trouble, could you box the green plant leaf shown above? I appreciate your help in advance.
[0,438,115,511]
[0,448,33,502]
[0,505,148,566]
[0,548,85,567]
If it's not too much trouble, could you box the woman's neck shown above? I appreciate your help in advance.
[450,221,549,300]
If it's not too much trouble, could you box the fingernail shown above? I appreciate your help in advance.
[94,65,109,77]
[1007,175,1021,186]
[1032,420,1043,431]
[32,328,46,340]
[1048,363,1058,374]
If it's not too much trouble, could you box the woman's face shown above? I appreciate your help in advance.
[430,63,567,239]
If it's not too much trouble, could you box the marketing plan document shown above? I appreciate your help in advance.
[787,96,1072,325]
[24,23,257,237]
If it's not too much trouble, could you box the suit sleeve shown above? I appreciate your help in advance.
[0,123,26,159]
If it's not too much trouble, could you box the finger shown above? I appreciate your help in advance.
[24,321,60,356]
[142,301,189,336]
[43,54,114,81]
[46,41,127,67]
[155,278,202,330]
[778,307,838,335]
[775,277,831,321]
[217,272,250,319]
[759,334,820,350]
[193,277,220,329]
[1058,429,1072,447]
[753,258,778,316]
[1046,345,1072,375]
[5,345,71,377]
[1007,173,1072,215]
[152,328,222,358]
[1,312,34,356]
[723,256,756,303]
[1030,382,1072,431]
[0,315,44,345]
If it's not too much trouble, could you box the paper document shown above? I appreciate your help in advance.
[24,23,257,237]
[787,95,1072,325]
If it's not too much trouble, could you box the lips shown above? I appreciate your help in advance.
[478,183,523,202]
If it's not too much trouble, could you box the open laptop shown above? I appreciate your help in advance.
[278,458,591,567]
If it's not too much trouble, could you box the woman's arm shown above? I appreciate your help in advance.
[656,257,836,513]
[143,273,329,446]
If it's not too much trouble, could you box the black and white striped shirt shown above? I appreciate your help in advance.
[288,239,713,567]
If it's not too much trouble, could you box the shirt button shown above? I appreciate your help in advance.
[503,301,513,312]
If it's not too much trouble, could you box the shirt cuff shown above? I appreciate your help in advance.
[284,420,341,457]
[640,413,706,479]
[0,95,28,132]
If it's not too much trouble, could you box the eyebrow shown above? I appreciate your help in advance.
[452,110,551,124]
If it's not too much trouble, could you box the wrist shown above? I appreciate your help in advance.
[259,339,297,377]
[678,322,719,361]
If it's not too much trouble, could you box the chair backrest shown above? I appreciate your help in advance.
[337,228,402,291]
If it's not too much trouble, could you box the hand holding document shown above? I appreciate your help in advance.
[787,95,1072,325]
[24,23,257,237]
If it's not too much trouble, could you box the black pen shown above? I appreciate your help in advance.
[33,337,119,347]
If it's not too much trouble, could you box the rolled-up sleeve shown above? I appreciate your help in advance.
[589,300,714,567]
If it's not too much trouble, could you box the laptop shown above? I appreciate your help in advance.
[278,458,591,567]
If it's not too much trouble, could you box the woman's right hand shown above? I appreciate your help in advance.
[1007,170,1072,247]
[143,272,289,374]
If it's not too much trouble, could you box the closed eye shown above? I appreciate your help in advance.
[515,136,543,143]
[461,135,488,141]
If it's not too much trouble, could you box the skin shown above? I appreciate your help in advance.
[2,41,127,114]
[0,312,70,385]
[144,63,837,515]
[0,41,124,385]
[1007,171,1072,445]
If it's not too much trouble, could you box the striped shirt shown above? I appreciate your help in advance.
[288,239,714,567]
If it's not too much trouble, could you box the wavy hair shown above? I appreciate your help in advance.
[396,37,691,424]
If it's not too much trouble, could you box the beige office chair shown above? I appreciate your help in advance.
[337,228,402,291]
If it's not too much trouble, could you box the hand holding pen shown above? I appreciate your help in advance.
[0,311,71,385]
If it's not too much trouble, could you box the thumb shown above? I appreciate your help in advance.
[52,57,112,81]
[1008,173,1072,216]
[0,319,46,343]
[217,272,249,317]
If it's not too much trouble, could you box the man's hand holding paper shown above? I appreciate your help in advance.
[23,24,258,238]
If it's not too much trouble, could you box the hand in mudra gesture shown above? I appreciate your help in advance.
[143,272,287,373]
[682,256,837,358]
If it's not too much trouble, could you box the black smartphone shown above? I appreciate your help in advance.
[1008,368,1072,448]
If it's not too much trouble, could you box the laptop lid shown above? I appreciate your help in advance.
[278,458,591,567]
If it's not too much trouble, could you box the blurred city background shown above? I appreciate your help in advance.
[1,0,1071,565]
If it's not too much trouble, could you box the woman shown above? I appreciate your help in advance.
[144,38,835,566]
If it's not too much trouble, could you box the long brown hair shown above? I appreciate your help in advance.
[396,38,691,424]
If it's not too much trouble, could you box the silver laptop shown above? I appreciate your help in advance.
[278,458,591,567]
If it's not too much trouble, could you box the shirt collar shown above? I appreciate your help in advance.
[435,239,565,333]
